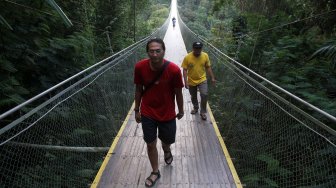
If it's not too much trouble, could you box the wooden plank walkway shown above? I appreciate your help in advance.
[91,1,241,187]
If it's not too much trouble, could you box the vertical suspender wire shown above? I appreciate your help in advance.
[248,0,266,68]
[106,31,113,54]
[133,0,136,42]
[235,36,243,60]
[83,0,96,61]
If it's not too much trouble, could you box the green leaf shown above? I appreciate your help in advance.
[15,86,30,95]
[283,84,296,90]
[278,168,293,177]
[243,174,260,182]
[0,98,14,106]
[0,15,13,30]
[76,169,95,178]
[8,94,25,104]
[97,114,108,120]
[256,154,279,172]
[45,152,57,161]
[9,78,20,86]
[279,76,294,83]
[264,178,279,187]
[0,58,17,72]
[94,161,103,170]
[45,0,73,27]
[73,128,94,136]
[310,44,336,60]
[296,82,312,89]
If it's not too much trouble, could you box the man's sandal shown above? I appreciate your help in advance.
[190,109,198,114]
[145,170,161,187]
[200,113,207,120]
[164,150,173,165]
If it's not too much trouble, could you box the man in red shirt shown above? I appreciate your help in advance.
[134,38,184,187]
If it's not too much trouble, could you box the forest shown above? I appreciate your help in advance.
[0,0,170,116]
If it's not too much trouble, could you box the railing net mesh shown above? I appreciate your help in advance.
[178,12,336,188]
[0,18,169,187]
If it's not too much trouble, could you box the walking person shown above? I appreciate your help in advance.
[172,17,176,28]
[181,41,216,120]
[134,38,184,187]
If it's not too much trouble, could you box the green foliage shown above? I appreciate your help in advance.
[182,0,336,187]
[146,5,169,33]
[37,33,95,88]
[178,0,215,37]
[76,169,96,178]
[0,0,167,114]
[0,56,29,109]
[45,0,73,27]
[309,41,336,70]
[0,15,13,30]
[73,128,94,137]
[0,0,169,187]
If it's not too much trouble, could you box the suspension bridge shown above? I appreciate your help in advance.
[1,0,335,187]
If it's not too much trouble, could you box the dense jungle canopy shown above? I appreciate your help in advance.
[1,0,335,126]
[0,0,170,115]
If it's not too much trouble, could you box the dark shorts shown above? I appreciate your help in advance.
[141,116,176,144]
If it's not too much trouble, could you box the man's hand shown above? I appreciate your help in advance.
[176,112,184,120]
[135,111,141,123]
[185,85,189,89]
[211,78,216,86]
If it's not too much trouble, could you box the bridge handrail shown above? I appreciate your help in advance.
[0,29,164,121]
[205,39,336,124]
[177,17,336,125]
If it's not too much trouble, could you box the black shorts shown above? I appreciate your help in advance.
[141,116,176,144]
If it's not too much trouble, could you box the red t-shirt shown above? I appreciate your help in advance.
[134,59,184,121]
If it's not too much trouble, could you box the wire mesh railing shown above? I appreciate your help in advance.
[0,18,169,187]
[178,14,336,188]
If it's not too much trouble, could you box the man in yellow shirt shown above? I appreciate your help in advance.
[181,42,216,120]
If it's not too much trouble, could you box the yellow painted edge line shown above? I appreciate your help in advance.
[207,103,243,188]
[90,102,135,188]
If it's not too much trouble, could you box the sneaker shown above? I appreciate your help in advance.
[190,109,198,114]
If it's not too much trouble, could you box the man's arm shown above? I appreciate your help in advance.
[182,68,189,89]
[175,87,184,120]
[134,84,143,123]
[206,67,216,85]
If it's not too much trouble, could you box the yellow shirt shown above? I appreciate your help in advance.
[181,52,211,86]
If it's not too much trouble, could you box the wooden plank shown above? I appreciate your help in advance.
[96,95,239,188]
[93,0,240,186]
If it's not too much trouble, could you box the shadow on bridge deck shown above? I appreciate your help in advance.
[90,1,241,187]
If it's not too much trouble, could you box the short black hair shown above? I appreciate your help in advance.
[146,38,166,52]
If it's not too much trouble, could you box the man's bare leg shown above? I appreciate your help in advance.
[145,139,160,186]
[162,142,173,164]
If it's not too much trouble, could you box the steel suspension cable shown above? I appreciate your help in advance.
[235,9,336,40]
